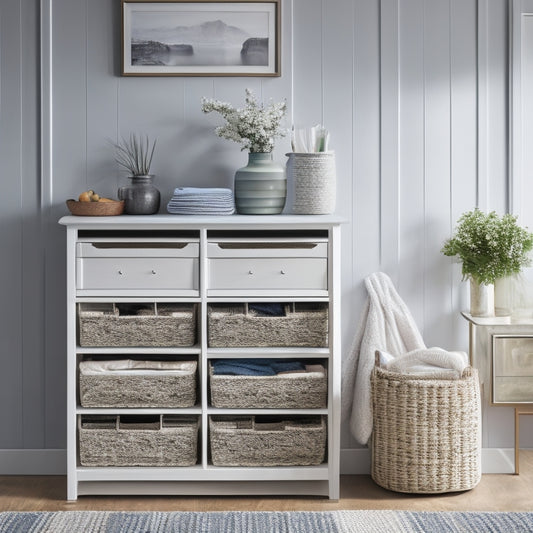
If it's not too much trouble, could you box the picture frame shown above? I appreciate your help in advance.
[121,0,281,77]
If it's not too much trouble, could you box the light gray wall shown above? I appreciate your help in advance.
[1,0,530,472]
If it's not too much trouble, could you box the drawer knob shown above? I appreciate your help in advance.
[248,270,254,275]
[280,270,286,275]
[118,270,123,275]
[151,270,157,275]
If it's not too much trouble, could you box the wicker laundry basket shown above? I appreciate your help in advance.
[370,365,481,494]
[209,362,327,409]
[207,302,328,348]
[79,360,197,408]
[78,302,197,347]
[209,415,327,467]
[79,414,198,467]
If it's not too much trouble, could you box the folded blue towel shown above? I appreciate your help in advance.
[248,303,286,316]
[212,359,305,376]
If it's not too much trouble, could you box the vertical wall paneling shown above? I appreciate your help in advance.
[21,0,45,449]
[86,0,121,201]
[421,0,453,346]
[477,0,490,211]
[487,0,509,215]
[3,0,532,471]
[379,0,400,279]
[291,0,322,126]
[0,0,24,448]
[511,0,533,229]
[397,0,425,330]
[449,0,477,347]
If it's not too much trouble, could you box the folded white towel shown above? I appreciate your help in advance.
[379,347,468,378]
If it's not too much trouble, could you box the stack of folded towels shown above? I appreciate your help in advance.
[167,187,235,215]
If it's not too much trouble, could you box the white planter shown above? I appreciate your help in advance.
[470,279,494,317]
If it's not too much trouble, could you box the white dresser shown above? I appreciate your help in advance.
[59,215,343,500]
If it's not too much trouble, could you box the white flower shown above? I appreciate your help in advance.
[201,89,287,153]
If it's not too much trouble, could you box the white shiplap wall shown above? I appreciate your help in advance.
[0,0,531,475]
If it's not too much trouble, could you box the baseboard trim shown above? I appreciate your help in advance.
[0,448,522,475]
[0,450,66,475]
[340,447,519,475]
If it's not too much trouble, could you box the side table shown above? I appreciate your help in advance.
[462,313,533,474]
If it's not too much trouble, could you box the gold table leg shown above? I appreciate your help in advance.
[514,407,533,475]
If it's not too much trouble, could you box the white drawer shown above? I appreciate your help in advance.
[207,239,327,296]
[76,240,199,294]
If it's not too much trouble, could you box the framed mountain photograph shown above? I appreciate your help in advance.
[121,0,281,76]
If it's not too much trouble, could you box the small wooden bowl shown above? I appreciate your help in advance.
[66,199,125,216]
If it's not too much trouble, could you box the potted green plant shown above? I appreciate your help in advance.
[201,89,288,215]
[441,208,533,316]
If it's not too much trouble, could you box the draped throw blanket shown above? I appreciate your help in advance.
[341,272,467,445]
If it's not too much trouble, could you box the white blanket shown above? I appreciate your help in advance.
[341,272,467,445]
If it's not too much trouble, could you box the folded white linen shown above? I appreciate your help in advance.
[378,347,468,378]
[79,360,196,375]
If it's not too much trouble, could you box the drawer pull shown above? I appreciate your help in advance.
[248,270,254,275]
[118,270,123,275]
[151,270,157,275]
[280,270,286,275]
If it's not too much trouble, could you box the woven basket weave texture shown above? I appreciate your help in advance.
[79,415,198,467]
[370,366,481,494]
[209,416,327,467]
[209,362,327,409]
[79,360,197,408]
[207,303,328,348]
[78,303,197,347]
[288,152,336,215]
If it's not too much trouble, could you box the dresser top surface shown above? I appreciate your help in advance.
[59,214,346,230]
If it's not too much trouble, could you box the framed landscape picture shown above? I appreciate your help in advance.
[121,0,281,76]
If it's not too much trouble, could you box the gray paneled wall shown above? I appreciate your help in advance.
[0,0,530,473]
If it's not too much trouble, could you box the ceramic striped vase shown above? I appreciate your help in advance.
[234,152,286,215]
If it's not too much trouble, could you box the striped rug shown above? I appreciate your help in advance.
[0,510,532,532]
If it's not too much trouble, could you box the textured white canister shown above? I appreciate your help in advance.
[287,152,336,214]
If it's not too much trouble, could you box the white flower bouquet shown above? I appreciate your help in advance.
[201,89,287,153]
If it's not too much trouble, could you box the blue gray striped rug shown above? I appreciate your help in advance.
[0,510,532,532]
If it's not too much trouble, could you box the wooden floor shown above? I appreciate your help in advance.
[1,451,532,513]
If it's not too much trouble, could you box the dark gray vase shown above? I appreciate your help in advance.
[234,152,286,215]
[118,175,160,215]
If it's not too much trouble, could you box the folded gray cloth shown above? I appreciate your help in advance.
[167,187,235,215]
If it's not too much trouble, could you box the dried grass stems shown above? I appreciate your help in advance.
[112,133,157,176]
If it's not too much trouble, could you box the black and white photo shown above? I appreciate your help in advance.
[122,1,280,76]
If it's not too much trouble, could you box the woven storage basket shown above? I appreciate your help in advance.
[287,152,336,214]
[209,415,326,467]
[79,360,197,408]
[78,302,197,347]
[370,365,481,494]
[207,303,328,348]
[209,362,327,409]
[79,415,198,467]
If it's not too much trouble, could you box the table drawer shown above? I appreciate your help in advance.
[493,337,533,376]
[493,336,533,404]
[76,240,199,293]
[207,239,327,295]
